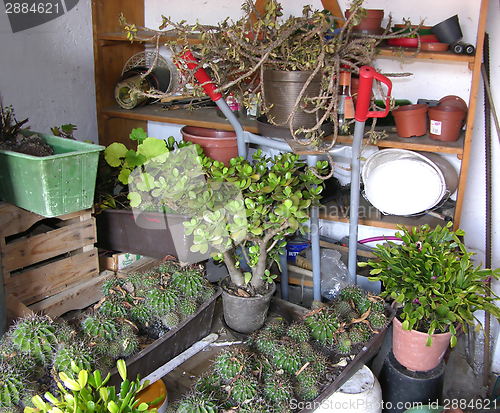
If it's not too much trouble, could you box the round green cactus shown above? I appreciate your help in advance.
[11,314,57,365]
[172,267,205,297]
[272,344,303,375]
[101,277,124,297]
[0,362,26,409]
[161,311,181,329]
[81,312,119,341]
[368,311,387,330]
[305,310,339,344]
[263,320,286,339]
[336,331,352,354]
[349,323,372,344]
[146,287,178,315]
[98,296,129,318]
[263,372,293,403]
[214,347,249,382]
[52,341,95,378]
[332,299,353,320]
[128,301,154,327]
[178,297,199,317]
[286,321,310,343]
[296,367,320,401]
[176,392,218,413]
[230,375,258,404]
[252,329,279,356]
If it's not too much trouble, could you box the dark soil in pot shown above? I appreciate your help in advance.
[0,132,54,156]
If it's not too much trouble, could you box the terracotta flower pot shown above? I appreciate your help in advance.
[180,126,238,165]
[392,317,451,372]
[345,9,384,34]
[392,104,428,138]
[428,105,466,142]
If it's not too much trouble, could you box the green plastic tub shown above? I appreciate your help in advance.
[0,131,104,217]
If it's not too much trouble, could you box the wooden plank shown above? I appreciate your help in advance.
[2,219,96,273]
[4,249,99,305]
[6,294,34,319]
[28,270,116,319]
[116,257,162,278]
[321,0,345,27]
[0,202,46,238]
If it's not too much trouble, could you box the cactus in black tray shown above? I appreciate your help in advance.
[298,342,327,376]
[286,321,310,343]
[272,343,304,374]
[305,309,339,344]
[230,375,259,404]
[263,371,294,404]
[339,285,364,302]
[101,276,124,297]
[214,347,249,382]
[332,299,353,320]
[0,362,26,410]
[54,321,78,344]
[11,314,57,365]
[161,311,181,329]
[263,319,286,338]
[195,371,221,395]
[52,341,95,378]
[199,281,216,303]
[146,287,178,315]
[251,329,278,356]
[178,296,198,317]
[98,295,129,318]
[129,301,154,327]
[172,267,205,298]
[295,367,320,401]
[336,331,352,354]
[349,322,371,344]
[370,298,386,313]
[81,312,119,341]
[368,311,387,330]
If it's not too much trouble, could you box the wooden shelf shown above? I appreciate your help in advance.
[376,45,475,64]
[102,104,260,134]
[331,128,465,156]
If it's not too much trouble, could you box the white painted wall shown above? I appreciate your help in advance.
[0,2,97,143]
[0,0,499,365]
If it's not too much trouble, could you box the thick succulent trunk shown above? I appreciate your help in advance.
[223,250,245,286]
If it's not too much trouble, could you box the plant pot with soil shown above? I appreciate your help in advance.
[360,222,500,372]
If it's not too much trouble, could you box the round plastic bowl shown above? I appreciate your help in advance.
[136,379,168,412]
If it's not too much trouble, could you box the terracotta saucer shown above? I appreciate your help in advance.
[421,42,449,52]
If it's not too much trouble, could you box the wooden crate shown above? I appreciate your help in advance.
[0,202,104,318]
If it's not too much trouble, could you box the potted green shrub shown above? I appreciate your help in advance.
[360,222,500,372]
[120,0,420,145]
[103,128,328,333]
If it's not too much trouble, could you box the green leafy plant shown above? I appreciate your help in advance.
[104,128,328,293]
[360,222,500,347]
[50,124,77,140]
[25,359,160,413]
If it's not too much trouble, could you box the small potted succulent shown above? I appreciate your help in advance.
[360,222,500,371]
[103,128,328,334]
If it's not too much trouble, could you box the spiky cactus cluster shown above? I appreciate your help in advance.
[305,309,340,344]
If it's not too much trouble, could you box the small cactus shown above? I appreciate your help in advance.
[349,323,371,344]
[98,296,129,318]
[128,301,154,327]
[172,267,205,297]
[286,321,310,343]
[81,312,119,341]
[146,287,178,315]
[214,347,249,382]
[195,371,221,395]
[272,344,303,375]
[11,314,57,365]
[117,327,140,358]
[230,375,258,404]
[161,311,181,329]
[368,311,387,330]
[52,341,95,378]
[176,392,218,413]
[178,297,199,317]
[263,372,293,404]
[371,299,386,313]
[336,331,352,354]
[263,319,286,339]
[0,362,26,409]
[332,299,353,320]
[251,329,278,356]
[305,310,339,344]
[296,367,320,401]
[101,277,124,297]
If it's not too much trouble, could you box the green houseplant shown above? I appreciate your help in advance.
[360,222,500,371]
[103,128,328,332]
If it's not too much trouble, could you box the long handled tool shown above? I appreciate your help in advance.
[347,66,392,284]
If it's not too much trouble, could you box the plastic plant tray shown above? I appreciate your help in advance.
[0,131,104,217]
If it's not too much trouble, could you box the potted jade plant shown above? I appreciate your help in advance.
[360,222,500,372]
[102,128,328,334]
[120,0,421,146]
